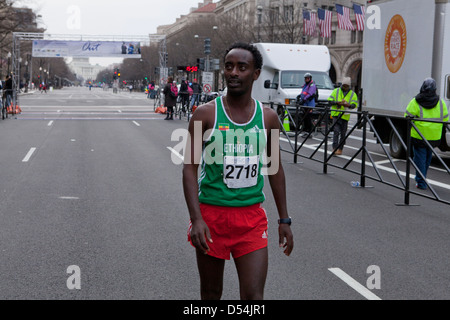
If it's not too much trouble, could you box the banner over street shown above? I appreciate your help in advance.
[32,40,142,58]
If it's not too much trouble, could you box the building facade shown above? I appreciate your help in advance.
[67,58,104,84]
[156,0,366,91]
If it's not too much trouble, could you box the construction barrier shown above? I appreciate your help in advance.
[283,110,290,132]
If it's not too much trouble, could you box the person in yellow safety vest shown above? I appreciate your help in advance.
[405,78,449,190]
[328,77,358,156]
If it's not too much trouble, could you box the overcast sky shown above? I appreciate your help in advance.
[17,0,213,65]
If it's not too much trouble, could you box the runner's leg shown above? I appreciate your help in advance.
[196,250,225,300]
[234,247,268,300]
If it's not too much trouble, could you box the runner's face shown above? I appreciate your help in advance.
[224,48,260,96]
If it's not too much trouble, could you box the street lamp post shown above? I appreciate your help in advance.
[39,67,42,89]
[257,6,263,42]
[24,60,28,92]
[7,52,11,75]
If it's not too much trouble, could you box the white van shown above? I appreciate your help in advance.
[252,43,334,111]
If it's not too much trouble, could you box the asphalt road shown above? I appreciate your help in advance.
[0,86,449,300]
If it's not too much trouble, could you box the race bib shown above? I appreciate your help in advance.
[223,156,259,189]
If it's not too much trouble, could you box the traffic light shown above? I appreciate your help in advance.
[117,69,121,77]
[204,38,211,55]
[164,53,168,66]
[198,58,205,71]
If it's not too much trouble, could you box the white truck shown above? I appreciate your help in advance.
[361,0,450,157]
[252,43,335,113]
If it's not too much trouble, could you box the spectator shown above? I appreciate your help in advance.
[405,78,449,190]
[163,77,177,120]
[190,78,202,110]
[328,77,358,155]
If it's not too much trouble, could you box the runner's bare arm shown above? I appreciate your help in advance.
[264,107,294,256]
[182,103,215,254]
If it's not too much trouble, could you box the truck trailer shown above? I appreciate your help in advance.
[361,0,450,157]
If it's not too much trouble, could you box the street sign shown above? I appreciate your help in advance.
[202,71,214,93]
[203,83,212,93]
[202,72,214,84]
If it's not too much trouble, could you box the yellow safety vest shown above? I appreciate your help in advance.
[328,88,358,121]
[405,99,449,141]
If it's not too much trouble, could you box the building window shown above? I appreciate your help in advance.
[331,31,336,45]
[446,75,450,100]
[283,5,293,23]
[351,30,356,44]
[270,6,280,25]
[358,31,364,43]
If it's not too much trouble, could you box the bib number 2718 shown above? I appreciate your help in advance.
[223,156,259,189]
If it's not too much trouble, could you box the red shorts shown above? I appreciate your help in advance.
[188,203,268,260]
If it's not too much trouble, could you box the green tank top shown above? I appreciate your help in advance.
[198,97,267,207]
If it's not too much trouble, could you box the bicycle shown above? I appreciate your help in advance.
[1,89,12,120]
[153,89,162,111]
[311,109,333,138]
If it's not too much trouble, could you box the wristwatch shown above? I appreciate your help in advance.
[278,217,292,226]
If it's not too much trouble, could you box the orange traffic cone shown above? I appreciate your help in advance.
[192,105,198,113]
[15,105,22,114]
[7,104,12,114]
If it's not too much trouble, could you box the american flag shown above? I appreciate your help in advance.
[353,4,365,31]
[336,4,355,31]
[303,10,316,36]
[318,8,332,38]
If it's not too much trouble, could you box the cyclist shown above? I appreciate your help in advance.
[296,73,317,138]
[4,75,13,105]
[2,75,13,117]
[179,79,190,114]
[189,78,202,111]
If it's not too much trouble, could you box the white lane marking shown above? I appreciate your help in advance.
[133,121,141,127]
[167,147,184,161]
[374,159,400,165]
[347,134,378,144]
[329,268,382,301]
[22,147,37,163]
[59,196,80,200]
[47,120,54,126]
[118,110,122,113]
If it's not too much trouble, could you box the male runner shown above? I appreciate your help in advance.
[183,42,293,300]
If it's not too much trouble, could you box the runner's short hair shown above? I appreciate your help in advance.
[224,42,263,70]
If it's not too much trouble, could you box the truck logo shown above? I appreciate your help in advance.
[384,14,407,74]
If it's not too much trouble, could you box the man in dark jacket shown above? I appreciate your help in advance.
[3,75,13,108]
[190,78,202,110]
[179,79,190,114]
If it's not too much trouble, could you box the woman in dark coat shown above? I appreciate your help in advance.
[163,77,177,120]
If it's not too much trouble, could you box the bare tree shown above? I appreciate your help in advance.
[259,0,304,44]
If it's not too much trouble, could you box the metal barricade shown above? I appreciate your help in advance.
[274,102,450,206]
